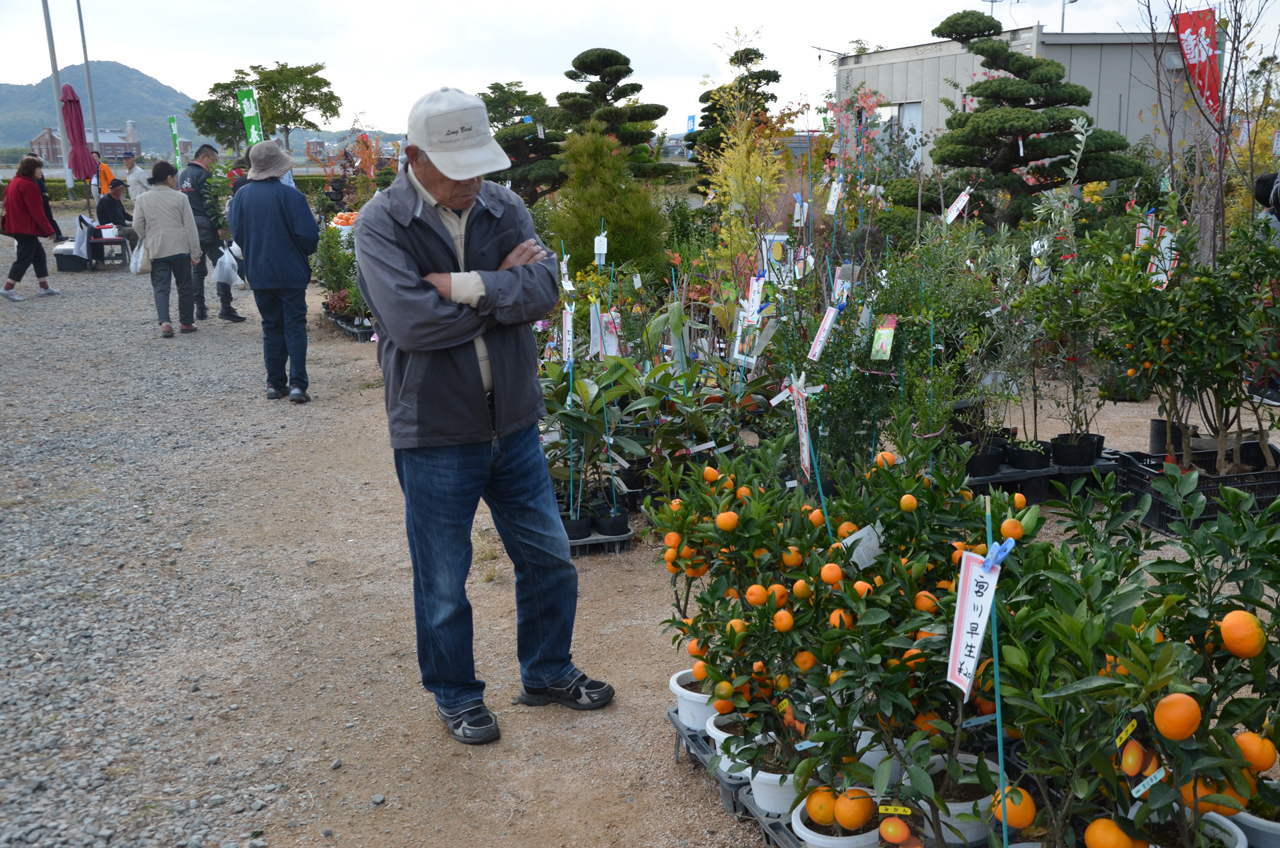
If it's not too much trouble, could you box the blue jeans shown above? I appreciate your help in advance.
[394,423,578,709]
[252,288,308,390]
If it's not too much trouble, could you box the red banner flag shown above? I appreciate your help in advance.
[1175,9,1221,121]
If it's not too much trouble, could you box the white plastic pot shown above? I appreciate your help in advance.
[750,769,802,816]
[1184,813,1246,848]
[669,669,715,731]
[706,714,746,777]
[791,803,880,848]
[923,754,997,845]
[1233,780,1280,848]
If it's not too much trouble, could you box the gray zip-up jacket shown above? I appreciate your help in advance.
[354,171,558,449]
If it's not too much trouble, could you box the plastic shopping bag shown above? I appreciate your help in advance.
[211,249,239,285]
[130,239,150,275]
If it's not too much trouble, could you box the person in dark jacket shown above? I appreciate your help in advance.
[354,88,613,747]
[179,143,243,322]
[96,179,138,250]
[2,156,59,301]
[228,142,319,402]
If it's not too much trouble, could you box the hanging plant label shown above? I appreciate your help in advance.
[870,315,897,361]
[745,275,764,326]
[946,551,1001,698]
[945,186,972,224]
[807,306,839,362]
[561,307,574,363]
[691,440,717,453]
[594,234,608,254]
[560,256,574,291]
[608,450,630,469]
[536,123,545,139]
[824,177,844,216]
[632,273,642,291]
[793,385,811,481]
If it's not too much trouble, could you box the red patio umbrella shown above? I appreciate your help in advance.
[60,84,96,211]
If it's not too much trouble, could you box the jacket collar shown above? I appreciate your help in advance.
[385,170,505,230]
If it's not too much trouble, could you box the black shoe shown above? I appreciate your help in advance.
[218,307,246,323]
[1248,384,1280,407]
[196,304,208,321]
[289,387,310,404]
[518,670,614,711]
[266,384,287,400]
[437,700,500,745]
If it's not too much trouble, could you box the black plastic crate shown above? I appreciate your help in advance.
[1120,447,1280,535]
[738,786,803,848]
[667,707,747,817]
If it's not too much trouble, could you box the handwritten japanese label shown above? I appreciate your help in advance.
[946,186,972,224]
[807,306,839,361]
[947,550,1000,698]
[562,307,574,363]
[793,383,811,480]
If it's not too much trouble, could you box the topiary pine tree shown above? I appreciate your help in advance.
[477,82,568,207]
[930,10,1143,226]
[556,48,680,179]
[684,48,781,195]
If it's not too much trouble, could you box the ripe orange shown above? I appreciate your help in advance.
[713,698,734,715]
[914,591,940,613]
[806,787,837,825]
[793,579,813,600]
[1121,739,1146,777]
[821,563,844,584]
[774,673,790,691]
[838,521,858,539]
[795,650,818,672]
[880,816,911,844]
[1181,778,1223,814]
[663,548,678,564]
[669,499,682,512]
[1084,819,1132,848]
[1221,610,1266,658]
[1236,731,1278,771]
[835,787,875,830]
[1153,692,1201,741]
[725,587,740,600]
[903,648,924,670]
[992,786,1037,829]
[935,579,955,592]
[830,609,853,629]
[782,546,804,568]
[726,618,747,635]
[853,580,873,598]
[912,711,941,735]
[809,508,825,528]
[736,486,751,500]
[1000,518,1024,541]
[691,661,708,681]
[875,451,896,469]
[1127,368,1137,377]
[716,511,739,532]
[900,494,918,512]
[687,639,706,657]
[679,545,695,559]
[773,610,795,632]
[1013,493,1027,509]
[767,583,789,606]
[703,466,720,483]
[1142,361,1152,370]
[828,670,845,684]
[745,584,768,606]
[713,680,734,700]
[663,531,681,548]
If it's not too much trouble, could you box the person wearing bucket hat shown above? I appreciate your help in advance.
[354,87,614,747]
[228,142,319,402]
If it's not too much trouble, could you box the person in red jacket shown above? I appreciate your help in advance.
[2,156,59,301]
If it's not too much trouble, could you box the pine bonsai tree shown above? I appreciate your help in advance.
[556,48,680,179]
[930,10,1143,226]
[477,82,567,206]
[685,47,781,194]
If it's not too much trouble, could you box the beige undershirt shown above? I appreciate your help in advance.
[406,168,492,393]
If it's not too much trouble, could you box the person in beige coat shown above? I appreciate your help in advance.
[133,161,202,338]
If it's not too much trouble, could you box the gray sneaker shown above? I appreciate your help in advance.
[37,286,60,296]
[1,289,22,302]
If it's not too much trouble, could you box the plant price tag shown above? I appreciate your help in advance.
[561,306,574,363]
[946,551,1000,698]
[807,306,839,362]
[560,256,575,291]
[945,186,972,224]
[792,384,811,480]
[870,315,897,361]
[824,178,843,216]
[745,275,764,326]
[633,273,642,291]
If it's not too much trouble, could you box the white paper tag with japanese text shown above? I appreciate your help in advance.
[947,551,1000,698]
[633,273,642,291]
[536,123,545,139]
[745,276,764,326]
[807,306,839,361]
[562,308,574,363]
[946,187,972,224]
[825,178,844,216]
[793,385,811,480]
[594,234,608,255]
[560,256,574,291]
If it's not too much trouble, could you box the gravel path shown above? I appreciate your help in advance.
[0,219,762,848]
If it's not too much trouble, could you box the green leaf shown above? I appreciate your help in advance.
[908,764,935,798]
[794,757,819,790]
[859,609,891,626]
[874,756,893,796]
[1043,676,1123,699]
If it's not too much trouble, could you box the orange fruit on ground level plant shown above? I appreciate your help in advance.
[727,618,747,635]
[793,579,813,600]
[1014,493,1027,509]
[745,584,768,606]
[838,521,858,539]
[1084,819,1133,848]
[736,486,751,500]
[835,787,875,830]
[830,609,854,629]
[992,786,1037,829]
[663,532,681,548]
[806,787,837,826]
[875,451,896,469]
[679,545,695,559]
[716,511,739,532]
[782,546,803,568]
[853,580,873,598]
[821,563,844,585]
[880,816,911,844]
[795,651,819,672]
[773,610,795,632]
[687,639,706,657]
[724,587,739,599]
[900,494,918,512]
[691,661,708,681]
[774,674,790,691]
[1181,778,1223,814]
[1154,692,1201,741]
[703,466,720,483]
[767,583,789,606]
[914,591,940,613]
[663,548,678,563]
[902,648,924,669]
[1000,518,1024,541]
[713,698,734,715]
[809,508,825,528]
[1236,731,1278,772]
[713,680,734,700]
[913,711,941,735]
[1221,609,1266,658]
[669,499,682,512]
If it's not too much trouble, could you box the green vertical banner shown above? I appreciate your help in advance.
[168,116,180,166]
[237,89,264,145]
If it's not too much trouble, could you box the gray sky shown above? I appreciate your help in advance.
[10,0,1280,138]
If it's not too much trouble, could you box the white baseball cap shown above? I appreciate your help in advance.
[406,87,510,180]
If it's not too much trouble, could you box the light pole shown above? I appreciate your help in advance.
[75,0,101,157]
[1062,0,1078,32]
[40,0,74,194]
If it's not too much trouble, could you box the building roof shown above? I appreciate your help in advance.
[41,127,133,144]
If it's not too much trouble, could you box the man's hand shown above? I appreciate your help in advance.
[424,272,452,300]
[499,238,549,270]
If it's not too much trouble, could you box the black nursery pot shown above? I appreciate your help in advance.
[1051,437,1096,468]
[966,449,1003,478]
[1007,441,1052,470]
[562,516,593,541]
[591,509,630,537]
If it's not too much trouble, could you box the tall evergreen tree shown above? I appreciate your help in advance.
[930,10,1143,226]
[684,48,781,194]
[477,82,567,206]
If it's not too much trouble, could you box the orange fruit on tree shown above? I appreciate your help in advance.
[829,670,846,684]
[821,563,844,584]
[773,610,795,632]
[795,650,818,672]
[665,561,679,573]
[900,494,918,512]
[679,545,695,559]
[835,787,875,830]
[687,639,706,657]
[806,787,837,826]
[725,587,740,599]
[716,511,739,532]
[782,546,804,568]
[913,711,941,735]
[793,579,813,600]
[830,609,854,629]
[1180,777,1223,814]
[767,583,789,606]
[703,466,720,483]
[992,786,1037,829]
[1013,493,1027,509]
[774,673,790,691]
[1000,518,1024,541]
[1236,731,1278,772]
[903,648,924,670]
[663,531,681,548]
[692,661,708,681]
[873,574,885,587]
[1153,692,1201,741]
[669,499,682,512]
[1143,361,1152,370]
[727,618,747,635]
[1221,610,1266,658]
[1084,819,1132,848]
[745,584,768,606]
[914,591,940,613]
[853,580,873,598]
[880,816,911,844]
[1127,368,1137,377]
[663,547,678,563]
[838,521,858,539]
[713,698,734,715]
[736,486,751,500]
[809,508,825,528]
[935,579,955,592]
[875,451,896,469]
[713,680,734,700]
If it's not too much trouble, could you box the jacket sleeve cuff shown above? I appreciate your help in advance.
[448,272,486,307]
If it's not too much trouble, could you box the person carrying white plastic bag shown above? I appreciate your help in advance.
[129,238,151,275]
[210,247,240,286]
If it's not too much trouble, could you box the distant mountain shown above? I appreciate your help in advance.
[0,61,200,154]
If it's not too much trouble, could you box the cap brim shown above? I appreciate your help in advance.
[426,137,510,180]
